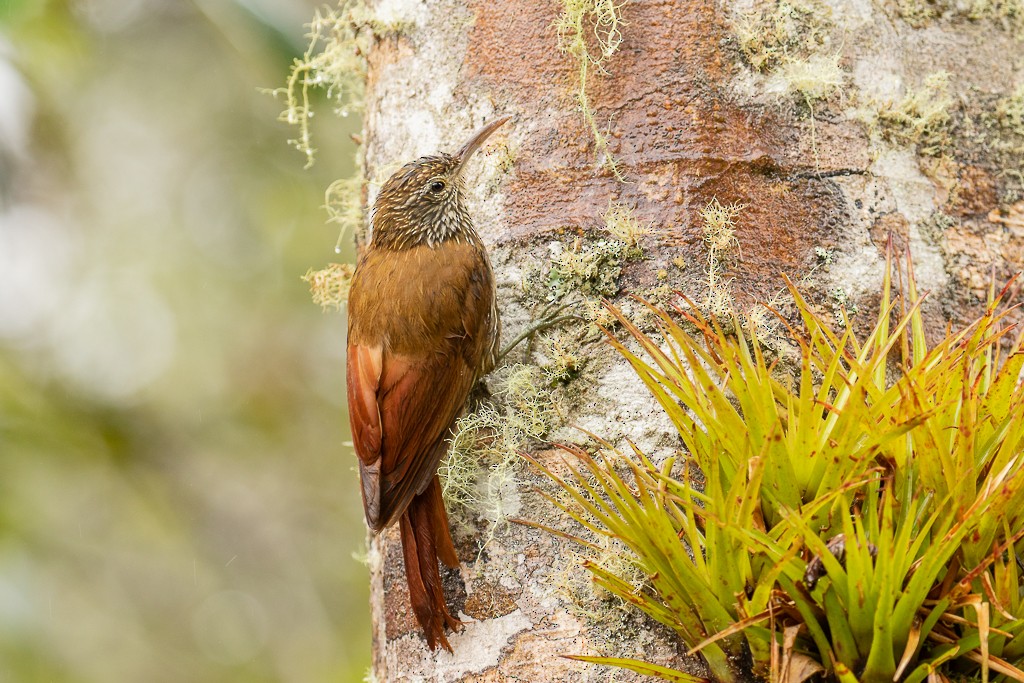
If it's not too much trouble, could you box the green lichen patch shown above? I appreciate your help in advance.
[894,0,1024,30]
[875,71,953,156]
[997,84,1024,133]
[918,210,957,244]
[921,85,1024,205]
[547,532,648,624]
[865,76,1024,207]
[546,238,626,300]
[543,203,649,303]
[981,84,1024,175]
[892,0,945,26]
[539,330,585,383]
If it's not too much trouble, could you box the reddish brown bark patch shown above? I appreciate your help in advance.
[870,211,911,253]
[464,581,519,620]
[379,529,419,641]
[945,164,999,218]
[379,529,468,642]
[462,0,859,295]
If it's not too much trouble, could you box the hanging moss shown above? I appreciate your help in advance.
[554,0,627,179]
[302,263,355,310]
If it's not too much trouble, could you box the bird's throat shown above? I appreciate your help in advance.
[371,204,476,250]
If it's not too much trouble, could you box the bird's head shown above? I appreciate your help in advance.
[370,116,510,249]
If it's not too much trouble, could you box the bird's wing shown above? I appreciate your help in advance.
[346,243,494,531]
[347,340,479,532]
[347,342,384,520]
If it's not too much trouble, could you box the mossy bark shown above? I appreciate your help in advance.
[356,0,1023,680]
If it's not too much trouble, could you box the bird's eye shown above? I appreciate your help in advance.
[429,180,446,193]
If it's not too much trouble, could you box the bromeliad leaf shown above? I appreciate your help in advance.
[526,249,1024,682]
[564,655,707,682]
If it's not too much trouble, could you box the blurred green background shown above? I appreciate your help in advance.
[0,0,367,681]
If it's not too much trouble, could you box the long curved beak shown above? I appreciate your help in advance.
[453,115,511,175]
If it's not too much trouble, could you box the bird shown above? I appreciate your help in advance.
[346,116,510,651]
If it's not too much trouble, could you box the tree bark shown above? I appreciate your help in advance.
[354,0,1023,680]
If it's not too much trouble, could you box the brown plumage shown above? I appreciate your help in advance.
[346,117,508,651]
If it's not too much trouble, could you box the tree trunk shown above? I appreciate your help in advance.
[353,0,1023,679]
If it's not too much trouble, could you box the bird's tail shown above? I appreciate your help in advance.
[399,475,462,651]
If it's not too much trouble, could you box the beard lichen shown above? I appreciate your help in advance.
[602,200,649,256]
[439,365,557,546]
[554,0,628,180]
[274,2,412,264]
[700,198,744,319]
[538,329,585,383]
[732,0,844,102]
[268,1,407,168]
[775,52,845,103]
[730,1,845,172]
[324,172,367,251]
[302,262,356,310]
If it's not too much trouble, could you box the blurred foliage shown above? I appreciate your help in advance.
[533,250,1024,682]
[0,0,367,681]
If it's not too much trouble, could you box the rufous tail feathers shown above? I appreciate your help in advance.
[398,475,462,651]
